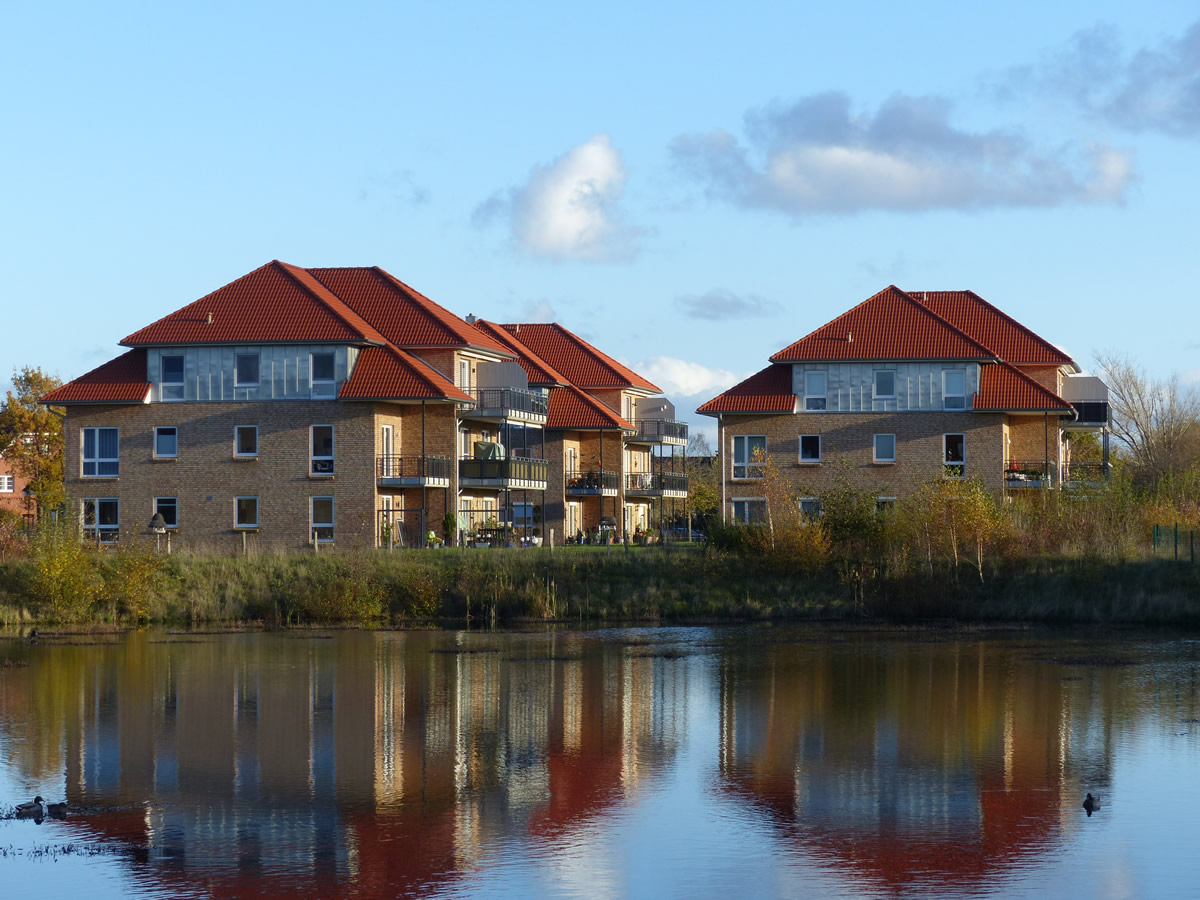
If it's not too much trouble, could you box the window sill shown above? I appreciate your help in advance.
[151,457,178,462]
[81,475,119,481]
[872,461,897,466]
[308,473,336,480]
[234,527,259,533]
[797,461,822,467]
[232,456,258,462]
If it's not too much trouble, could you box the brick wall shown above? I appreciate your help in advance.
[718,410,1007,517]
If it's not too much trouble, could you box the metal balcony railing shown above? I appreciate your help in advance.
[624,472,690,494]
[1004,460,1058,488]
[630,418,688,442]
[1062,460,1112,485]
[376,455,453,482]
[566,469,619,494]
[459,457,549,485]
[462,387,548,418]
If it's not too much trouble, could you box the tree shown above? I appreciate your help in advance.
[1095,351,1200,484]
[685,432,719,529]
[0,366,65,520]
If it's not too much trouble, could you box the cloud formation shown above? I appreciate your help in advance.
[990,20,1200,137]
[676,288,781,320]
[473,136,643,261]
[671,91,1132,215]
[628,356,751,399]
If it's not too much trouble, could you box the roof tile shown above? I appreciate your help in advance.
[471,320,567,386]
[499,323,660,392]
[41,350,150,404]
[547,386,633,430]
[339,344,473,402]
[973,362,1074,412]
[909,291,1072,365]
[696,365,796,415]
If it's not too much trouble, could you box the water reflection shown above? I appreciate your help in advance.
[1,629,1198,897]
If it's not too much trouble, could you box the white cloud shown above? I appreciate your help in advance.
[474,136,644,261]
[628,355,752,399]
[672,91,1133,215]
[676,289,781,321]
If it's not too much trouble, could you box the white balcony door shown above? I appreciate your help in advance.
[381,425,394,477]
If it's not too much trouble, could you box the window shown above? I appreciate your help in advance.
[877,497,897,512]
[235,353,260,389]
[82,427,119,477]
[566,446,578,474]
[944,433,965,477]
[311,425,334,475]
[311,496,334,543]
[799,497,822,521]
[804,371,827,411]
[459,359,471,391]
[799,434,821,463]
[943,370,966,410]
[874,370,896,400]
[82,498,119,542]
[732,498,767,524]
[311,352,335,399]
[154,426,177,459]
[234,426,258,458]
[623,395,633,421]
[380,424,394,477]
[235,496,258,529]
[154,497,178,529]
[733,435,767,479]
[0,475,13,492]
[567,501,580,538]
[873,433,896,463]
[161,355,184,401]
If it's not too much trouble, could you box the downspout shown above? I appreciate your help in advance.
[1043,411,1049,489]
[421,401,428,546]
[719,414,726,525]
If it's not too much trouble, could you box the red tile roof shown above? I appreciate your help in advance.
[974,361,1074,412]
[696,365,796,415]
[121,261,388,347]
[471,319,568,386]
[769,286,995,363]
[41,350,150,404]
[909,291,1072,365]
[306,267,513,357]
[498,323,660,392]
[339,344,473,403]
[548,386,633,430]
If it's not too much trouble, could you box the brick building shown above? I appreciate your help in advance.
[697,286,1110,523]
[43,261,686,550]
[0,443,32,520]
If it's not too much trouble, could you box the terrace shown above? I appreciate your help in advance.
[376,455,452,488]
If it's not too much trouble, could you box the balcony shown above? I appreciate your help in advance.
[1004,460,1057,490]
[625,472,689,498]
[377,455,452,488]
[1062,460,1112,488]
[629,418,688,445]
[460,387,548,424]
[1069,401,1110,428]
[566,469,619,496]
[459,456,549,490]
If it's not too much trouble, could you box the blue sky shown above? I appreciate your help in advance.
[4,1,1198,441]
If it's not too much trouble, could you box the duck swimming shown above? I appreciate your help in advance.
[16,796,45,818]
[1083,793,1101,816]
[46,801,67,819]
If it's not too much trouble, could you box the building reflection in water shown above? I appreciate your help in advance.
[713,635,1159,894]
[0,631,688,897]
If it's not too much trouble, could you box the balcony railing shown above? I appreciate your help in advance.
[376,455,452,486]
[461,387,548,421]
[1004,460,1058,489]
[459,456,549,487]
[1069,401,1110,427]
[630,418,688,444]
[1062,460,1112,486]
[625,472,690,496]
[566,469,619,495]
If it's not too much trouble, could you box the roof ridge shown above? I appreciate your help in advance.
[390,343,473,402]
[893,287,999,360]
[474,319,568,385]
[368,267,514,355]
[500,322,661,392]
[275,262,387,345]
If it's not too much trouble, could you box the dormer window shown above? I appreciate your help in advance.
[311,352,335,399]
[874,370,895,400]
[804,371,827,411]
[161,355,184,401]
[236,353,260,389]
[943,370,966,410]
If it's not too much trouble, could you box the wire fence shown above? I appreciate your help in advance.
[1151,524,1199,563]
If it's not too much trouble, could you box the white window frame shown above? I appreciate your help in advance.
[160,354,185,402]
[459,359,471,391]
[310,352,336,399]
[234,496,259,529]
[0,475,13,492]
[566,446,578,475]
[311,496,334,543]
[798,497,822,521]
[82,497,120,543]
[623,395,633,421]
[943,370,966,410]
[235,353,260,389]
[380,424,394,478]
[153,496,178,529]
[154,426,178,459]
[234,425,258,458]
[567,501,580,538]
[732,497,768,525]
[311,425,335,475]
[732,434,767,479]
[877,496,897,512]
[944,433,966,478]
[82,427,119,477]
[873,433,897,463]
[874,370,896,400]
[380,495,394,542]
[804,371,827,411]
[798,434,821,463]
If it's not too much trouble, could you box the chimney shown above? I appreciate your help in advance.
[206,312,213,325]
[465,313,477,324]
[847,331,853,343]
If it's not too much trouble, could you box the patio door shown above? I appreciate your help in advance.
[381,425,394,477]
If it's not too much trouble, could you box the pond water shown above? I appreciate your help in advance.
[1,626,1198,898]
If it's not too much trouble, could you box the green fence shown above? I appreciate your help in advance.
[1152,524,1199,562]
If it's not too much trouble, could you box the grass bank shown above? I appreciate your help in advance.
[1,544,1199,628]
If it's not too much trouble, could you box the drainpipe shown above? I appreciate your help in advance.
[1043,412,1049,489]
[421,401,427,546]
[719,415,726,525]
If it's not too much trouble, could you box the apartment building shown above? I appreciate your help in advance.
[698,286,1110,523]
[44,260,686,549]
